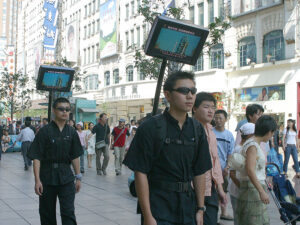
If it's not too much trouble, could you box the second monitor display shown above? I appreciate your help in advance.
[155,26,201,57]
[42,72,70,88]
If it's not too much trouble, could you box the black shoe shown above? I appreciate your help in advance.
[81,170,85,174]
[102,170,107,175]
[24,165,28,171]
[97,171,102,175]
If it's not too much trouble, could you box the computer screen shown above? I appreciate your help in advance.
[145,16,209,65]
[37,65,75,92]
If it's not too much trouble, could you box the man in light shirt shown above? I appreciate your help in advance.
[15,120,35,170]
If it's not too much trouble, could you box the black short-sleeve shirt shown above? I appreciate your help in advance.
[27,121,83,186]
[92,123,110,144]
[123,110,212,223]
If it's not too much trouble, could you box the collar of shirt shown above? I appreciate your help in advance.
[50,120,68,132]
[163,108,189,128]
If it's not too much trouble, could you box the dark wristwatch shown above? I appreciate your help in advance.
[197,206,206,212]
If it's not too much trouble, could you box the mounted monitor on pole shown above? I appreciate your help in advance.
[37,65,75,122]
[144,16,209,115]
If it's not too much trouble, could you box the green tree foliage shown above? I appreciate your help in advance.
[135,0,231,79]
[0,69,33,120]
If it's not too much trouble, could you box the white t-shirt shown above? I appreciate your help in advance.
[228,145,242,198]
[283,128,297,145]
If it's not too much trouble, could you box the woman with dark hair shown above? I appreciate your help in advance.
[236,115,277,225]
[283,119,300,177]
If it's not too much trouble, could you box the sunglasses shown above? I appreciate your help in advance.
[55,107,71,112]
[171,87,197,95]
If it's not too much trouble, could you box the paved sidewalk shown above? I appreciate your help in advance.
[0,151,290,225]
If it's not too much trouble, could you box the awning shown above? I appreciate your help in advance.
[78,108,100,113]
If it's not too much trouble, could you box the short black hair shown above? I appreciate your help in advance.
[25,121,31,127]
[52,97,70,109]
[254,115,277,137]
[215,109,228,119]
[132,127,137,132]
[42,118,48,122]
[163,71,195,92]
[25,116,31,121]
[131,120,135,123]
[246,104,264,122]
[100,113,107,119]
[193,92,216,113]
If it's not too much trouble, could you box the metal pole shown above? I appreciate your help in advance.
[152,58,167,116]
[48,91,53,122]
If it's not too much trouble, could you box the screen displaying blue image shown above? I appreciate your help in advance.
[42,72,70,88]
[154,27,201,57]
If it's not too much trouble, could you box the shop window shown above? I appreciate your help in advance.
[189,6,194,23]
[126,4,129,20]
[126,65,134,82]
[105,71,110,86]
[208,0,214,24]
[239,36,256,67]
[263,30,285,62]
[121,86,126,96]
[198,3,204,26]
[113,69,119,84]
[138,67,145,80]
[210,44,224,69]
[193,55,203,71]
[85,74,98,90]
[218,0,224,21]
[132,85,137,94]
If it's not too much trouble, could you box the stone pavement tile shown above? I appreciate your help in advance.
[6,203,38,211]
[0,218,29,225]
[112,217,140,225]
[88,203,127,214]
[0,211,22,220]
[1,193,31,200]
[16,209,40,219]
[76,213,113,223]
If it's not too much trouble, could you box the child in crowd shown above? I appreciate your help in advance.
[2,130,10,152]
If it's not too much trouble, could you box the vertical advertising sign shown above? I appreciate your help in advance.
[100,0,117,59]
[42,0,58,63]
[34,43,43,77]
[65,21,78,62]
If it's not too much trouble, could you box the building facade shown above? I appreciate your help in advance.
[16,0,300,131]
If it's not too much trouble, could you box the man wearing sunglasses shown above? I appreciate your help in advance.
[27,97,83,225]
[124,71,212,225]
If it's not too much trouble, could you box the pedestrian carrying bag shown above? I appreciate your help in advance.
[95,124,108,149]
[111,127,125,149]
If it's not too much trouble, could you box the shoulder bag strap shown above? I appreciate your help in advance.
[112,127,125,145]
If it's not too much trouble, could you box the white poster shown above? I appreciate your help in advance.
[66,21,78,62]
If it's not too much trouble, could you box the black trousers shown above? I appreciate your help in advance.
[204,184,219,225]
[141,215,196,225]
[39,182,77,225]
[21,141,32,167]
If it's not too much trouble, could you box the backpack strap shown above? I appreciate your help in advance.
[191,118,200,165]
[153,114,167,161]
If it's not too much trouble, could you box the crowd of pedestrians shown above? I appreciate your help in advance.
[2,71,300,225]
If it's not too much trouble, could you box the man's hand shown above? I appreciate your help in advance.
[143,215,157,225]
[218,188,227,207]
[35,180,43,196]
[75,180,81,193]
[196,211,204,225]
[223,167,229,177]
